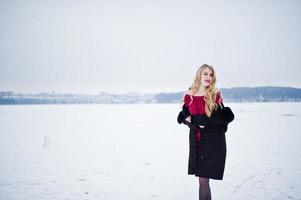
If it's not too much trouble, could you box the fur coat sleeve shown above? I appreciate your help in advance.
[192,104,235,128]
[177,103,234,131]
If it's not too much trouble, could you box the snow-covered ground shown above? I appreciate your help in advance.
[0,103,300,200]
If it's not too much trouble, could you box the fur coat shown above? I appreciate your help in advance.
[177,103,235,180]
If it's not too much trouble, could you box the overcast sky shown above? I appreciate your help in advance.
[1,0,300,94]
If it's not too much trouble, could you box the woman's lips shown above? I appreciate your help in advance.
[205,80,210,83]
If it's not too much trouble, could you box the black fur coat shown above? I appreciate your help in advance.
[177,103,234,180]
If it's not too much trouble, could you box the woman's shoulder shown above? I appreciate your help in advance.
[185,89,193,96]
[183,89,193,105]
[214,88,221,94]
[214,88,223,103]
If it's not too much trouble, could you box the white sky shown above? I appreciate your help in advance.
[0,0,300,94]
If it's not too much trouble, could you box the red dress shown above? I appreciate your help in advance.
[184,92,223,154]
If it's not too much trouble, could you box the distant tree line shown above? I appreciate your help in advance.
[1,87,301,105]
[155,86,301,103]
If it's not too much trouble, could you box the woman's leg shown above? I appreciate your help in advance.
[198,177,211,200]
[207,182,211,200]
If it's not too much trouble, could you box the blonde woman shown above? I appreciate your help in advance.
[177,64,234,200]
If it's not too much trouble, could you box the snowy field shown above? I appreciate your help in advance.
[0,103,300,200]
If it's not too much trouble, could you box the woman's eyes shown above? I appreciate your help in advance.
[204,73,213,77]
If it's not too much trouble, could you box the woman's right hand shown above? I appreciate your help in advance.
[185,116,191,123]
[186,116,205,128]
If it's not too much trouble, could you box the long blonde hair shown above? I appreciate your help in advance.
[179,64,220,117]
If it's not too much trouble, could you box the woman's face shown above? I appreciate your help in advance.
[200,67,214,87]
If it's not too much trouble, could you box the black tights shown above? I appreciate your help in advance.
[199,177,211,200]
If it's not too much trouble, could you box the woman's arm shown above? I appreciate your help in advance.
[177,91,192,124]
[192,113,225,128]
[177,104,191,124]
[192,107,234,128]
